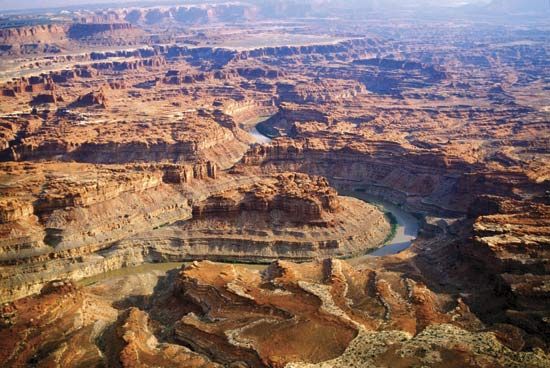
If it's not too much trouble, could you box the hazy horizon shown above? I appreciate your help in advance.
[0,0,493,12]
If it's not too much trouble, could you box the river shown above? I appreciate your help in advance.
[78,192,419,286]
[78,193,420,286]
[344,190,420,265]
[79,120,420,285]
[77,261,267,287]
[242,115,273,144]
[244,121,420,258]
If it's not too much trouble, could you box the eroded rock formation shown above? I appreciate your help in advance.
[0,163,390,302]
[0,3,548,366]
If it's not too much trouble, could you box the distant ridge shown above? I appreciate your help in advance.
[484,0,550,13]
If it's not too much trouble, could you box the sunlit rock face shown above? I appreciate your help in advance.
[0,0,549,366]
[2,259,549,367]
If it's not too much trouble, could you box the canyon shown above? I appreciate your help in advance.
[0,1,548,367]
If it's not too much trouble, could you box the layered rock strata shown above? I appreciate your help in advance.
[0,166,390,303]
[241,137,475,216]
[463,196,550,342]
[3,259,549,367]
[116,173,390,264]
[0,9,548,366]
[170,260,550,367]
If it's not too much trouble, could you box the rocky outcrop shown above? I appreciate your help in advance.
[37,170,163,210]
[0,165,390,302]
[3,258,550,367]
[0,164,188,262]
[0,163,195,301]
[30,93,58,105]
[220,99,277,125]
[1,75,57,97]
[0,269,189,367]
[0,280,109,367]
[0,197,47,266]
[114,173,390,264]
[257,103,330,135]
[1,69,95,97]
[117,308,221,368]
[5,109,248,168]
[91,56,165,72]
[162,161,218,184]
[240,137,474,216]
[276,80,365,104]
[0,199,33,224]
[463,196,550,343]
[192,173,339,222]
[236,67,282,80]
[0,24,67,45]
[69,89,109,108]
[0,22,142,55]
[172,260,550,367]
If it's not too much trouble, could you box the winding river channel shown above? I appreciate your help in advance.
[344,191,420,265]
[79,120,420,285]
[245,117,420,258]
[249,125,272,144]
[242,115,274,144]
